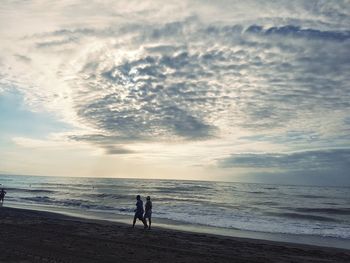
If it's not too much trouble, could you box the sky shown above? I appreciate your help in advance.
[0,0,349,185]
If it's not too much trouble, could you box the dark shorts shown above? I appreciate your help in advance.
[135,211,143,220]
[144,210,152,219]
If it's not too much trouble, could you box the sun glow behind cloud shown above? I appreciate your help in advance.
[0,0,349,185]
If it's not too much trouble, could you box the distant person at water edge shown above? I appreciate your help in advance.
[144,196,152,230]
[132,195,148,228]
[0,188,7,205]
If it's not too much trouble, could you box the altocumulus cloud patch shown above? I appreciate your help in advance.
[59,20,350,146]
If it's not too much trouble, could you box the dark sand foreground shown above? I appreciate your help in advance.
[0,207,349,263]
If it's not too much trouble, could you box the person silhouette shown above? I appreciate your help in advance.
[132,195,148,228]
[144,196,152,230]
[0,188,7,206]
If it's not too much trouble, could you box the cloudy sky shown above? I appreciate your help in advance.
[0,0,349,185]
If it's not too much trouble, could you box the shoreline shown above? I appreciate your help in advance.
[5,201,350,250]
[1,206,349,262]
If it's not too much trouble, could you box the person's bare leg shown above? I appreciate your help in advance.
[142,218,148,228]
[132,216,137,228]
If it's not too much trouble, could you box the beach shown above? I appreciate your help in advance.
[0,207,349,263]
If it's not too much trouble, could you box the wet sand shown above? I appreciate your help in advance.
[0,207,349,263]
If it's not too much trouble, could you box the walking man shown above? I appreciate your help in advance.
[132,195,148,228]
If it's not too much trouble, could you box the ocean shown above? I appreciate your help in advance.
[1,174,349,248]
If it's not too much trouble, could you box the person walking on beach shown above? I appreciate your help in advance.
[0,188,7,206]
[144,196,152,230]
[132,195,148,228]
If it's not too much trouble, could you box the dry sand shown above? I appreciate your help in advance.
[0,207,349,263]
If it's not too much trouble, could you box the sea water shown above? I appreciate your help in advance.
[1,174,349,246]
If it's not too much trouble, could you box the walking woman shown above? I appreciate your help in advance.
[144,196,152,230]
